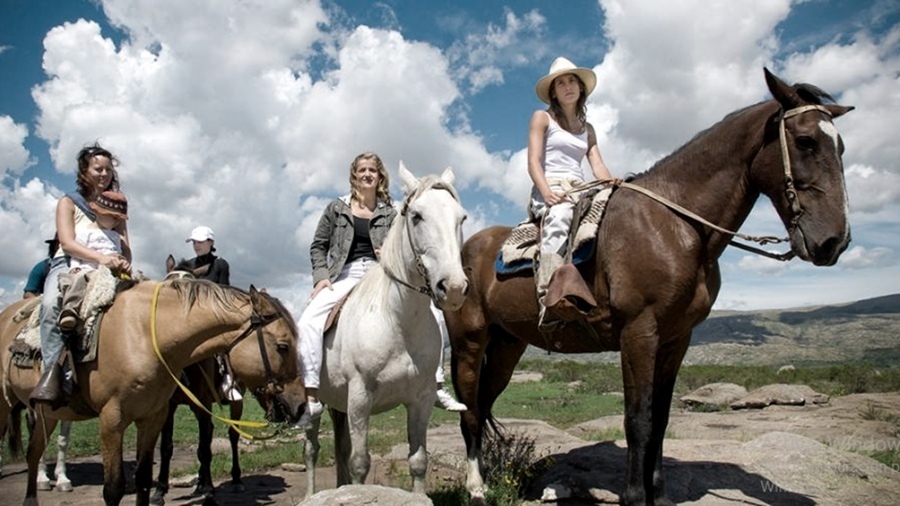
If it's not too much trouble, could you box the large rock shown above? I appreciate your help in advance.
[680,382,748,408]
[731,384,830,409]
[297,484,433,506]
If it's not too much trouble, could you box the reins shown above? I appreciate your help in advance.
[149,282,278,439]
[563,104,834,262]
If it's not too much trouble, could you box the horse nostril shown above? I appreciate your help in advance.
[462,282,470,297]
[437,279,448,294]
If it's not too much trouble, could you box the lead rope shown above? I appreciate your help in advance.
[150,282,270,439]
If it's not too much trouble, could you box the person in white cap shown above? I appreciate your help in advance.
[185,225,240,401]
[528,56,614,330]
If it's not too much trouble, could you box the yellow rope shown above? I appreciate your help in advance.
[150,282,270,439]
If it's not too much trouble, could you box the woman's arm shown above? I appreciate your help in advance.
[586,123,613,181]
[309,204,335,287]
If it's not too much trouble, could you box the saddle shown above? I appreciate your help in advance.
[9,266,128,369]
[496,185,616,330]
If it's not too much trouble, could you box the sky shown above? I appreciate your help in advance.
[0,0,898,317]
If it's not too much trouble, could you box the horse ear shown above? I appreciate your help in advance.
[440,167,455,187]
[399,161,419,195]
[824,104,854,119]
[166,254,176,273]
[764,67,801,109]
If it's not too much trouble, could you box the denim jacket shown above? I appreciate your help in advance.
[310,195,396,286]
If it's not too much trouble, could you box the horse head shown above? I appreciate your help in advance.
[754,68,854,266]
[389,161,469,311]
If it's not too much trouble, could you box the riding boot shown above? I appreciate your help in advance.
[29,360,64,409]
[536,252,565,331]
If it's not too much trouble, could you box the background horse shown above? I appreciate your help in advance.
[0,278,298,505]
[300,164,468,497]
[446,69,853,505]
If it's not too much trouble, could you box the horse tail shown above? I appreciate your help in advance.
[5,402,25,459]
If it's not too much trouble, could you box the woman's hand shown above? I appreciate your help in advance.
[310,279,333,299]
[541,189,567,207]
[100,254,131,274]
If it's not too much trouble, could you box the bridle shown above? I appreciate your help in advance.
[381,182,459,301]
[567,103,836,262]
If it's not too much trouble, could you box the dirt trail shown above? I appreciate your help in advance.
[1,393,898,505]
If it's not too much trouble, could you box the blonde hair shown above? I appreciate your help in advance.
[349,152,391,204]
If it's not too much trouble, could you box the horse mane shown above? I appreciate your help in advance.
[169,278,248,317]
[632,80,836,184]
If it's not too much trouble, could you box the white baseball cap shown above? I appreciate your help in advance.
[186,225,215,242]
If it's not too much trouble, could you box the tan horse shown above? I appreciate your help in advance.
[446,69,854,505]
[0,278,298,506]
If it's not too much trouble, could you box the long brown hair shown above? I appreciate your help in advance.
[75,142,120,197]
[548,74,588,134]
[348,152,391,205]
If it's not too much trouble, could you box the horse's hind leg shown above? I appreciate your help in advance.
[452,326,527,502]
[227,400,245,492]
[24,407,57,505]
[303,416,322,499]
[54,420,73,492]
[649,334,690,506]
[133,410,169,506]
[330,408,351,486]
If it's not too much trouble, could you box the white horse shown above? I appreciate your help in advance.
[303,163,469,497]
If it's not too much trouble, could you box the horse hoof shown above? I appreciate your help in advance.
[36,480,52,491]
[56,480,74,492]
[468,487,487,506]
[149,493,166,506]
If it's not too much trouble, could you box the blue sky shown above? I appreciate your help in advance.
[1,0,898,315]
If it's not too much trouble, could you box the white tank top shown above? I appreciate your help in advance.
[542,113,588,181]
[53,201,98,260]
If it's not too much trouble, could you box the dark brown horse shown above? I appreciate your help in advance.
[446,69,853,505]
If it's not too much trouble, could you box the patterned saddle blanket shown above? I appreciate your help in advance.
[9,265,124,368]
[496,185,615,275]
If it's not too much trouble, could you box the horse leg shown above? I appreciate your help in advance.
[34,412,51,491]
[330,408,351,487]
[150,399,177,505]
[453,328,527,502]
[54,420,73,492]
[227,400,245,492]
[24,407,57,505]
[346,388,373,485]
[303,415,322,499]
[190,402,215,500]
[406,399,431,494]
[133,410,169,506]
[98,408,128,506]
[648,334,690,506]
[619,316,675,506]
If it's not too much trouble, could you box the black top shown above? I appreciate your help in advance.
[346,216,375,264]
[187,253,230,286]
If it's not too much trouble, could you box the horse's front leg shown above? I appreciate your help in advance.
[648,334,690,506]
[24,408,57,505]
[346,386,374,485]
[133,409,169,506]
[150,401,176,505]
[228,399,245,492]
[98,407,127,506]
[190,402,215,500]
[406,396,433,494]
[619,315,672,506]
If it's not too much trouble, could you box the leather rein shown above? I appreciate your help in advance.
[568,104,834,262]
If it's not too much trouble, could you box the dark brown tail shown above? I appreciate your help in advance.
[5,403,25,459]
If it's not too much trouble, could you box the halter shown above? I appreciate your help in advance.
[779,104,833,233]
[382,181,458,301]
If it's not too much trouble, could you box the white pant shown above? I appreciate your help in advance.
[530,178,582,256]
[297,258,451,389]
[297,257,375,389]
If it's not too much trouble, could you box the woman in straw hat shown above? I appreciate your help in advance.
[528,56,614,330]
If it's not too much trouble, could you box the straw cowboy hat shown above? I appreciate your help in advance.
[535,57,597,105]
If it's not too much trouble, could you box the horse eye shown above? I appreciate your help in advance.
[411,212,423,225]
[795,135,817,152]
[277,343,289,353]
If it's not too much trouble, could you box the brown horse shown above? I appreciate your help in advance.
[0,278,298,506]
[446,69,853,505]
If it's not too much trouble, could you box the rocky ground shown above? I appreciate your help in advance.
[2,390,898,505]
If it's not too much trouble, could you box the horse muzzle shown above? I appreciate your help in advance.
[433,276,469,311]
[791,226,851,266]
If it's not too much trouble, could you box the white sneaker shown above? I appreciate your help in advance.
[221,374,243,402]
[435,387,467,412]
[290,400,323,430]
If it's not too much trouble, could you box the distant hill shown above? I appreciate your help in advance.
[523,293,900,367]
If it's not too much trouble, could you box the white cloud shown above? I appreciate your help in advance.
[837,245,893,269]
[0,116,34,178]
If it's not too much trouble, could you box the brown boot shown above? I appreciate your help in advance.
[29,361,64,409]
[536,252,565,331]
